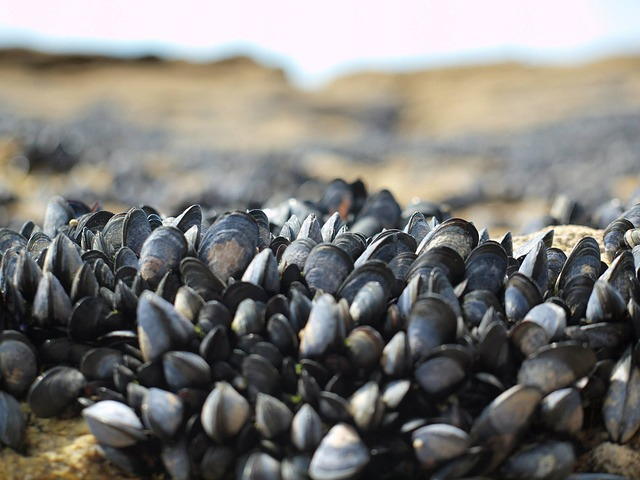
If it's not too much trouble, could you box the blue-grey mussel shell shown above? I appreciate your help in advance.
[141,387,184,440]
[407,295,458,362]
[417,217,479,260]
[291,403,322,452]
[122,207,152,256]
[201,381,250,443]
[28,366,87,418]
[603,346,640,443]
[137,290,196,363]
[411,423,470,470]
[198,211,259,282]
[0,330,38,397]
[32,271,73,327]
[517,342,597,395]
[463,240,508,295]
[138,226,188,289]
[255,392,293,439]
[308,423,370,480]
[304,244,353,296]
[0,390,26,450]
[470,384,543,473]
[498,440,575,480]
[82,399,146,447]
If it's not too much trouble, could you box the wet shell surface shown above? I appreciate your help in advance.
[0,184,636,480]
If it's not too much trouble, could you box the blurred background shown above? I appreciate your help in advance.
[1,0,640,234]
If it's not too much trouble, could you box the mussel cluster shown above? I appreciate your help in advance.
[1,180,640,479]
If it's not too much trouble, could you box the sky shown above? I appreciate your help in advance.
[1,0,640,88]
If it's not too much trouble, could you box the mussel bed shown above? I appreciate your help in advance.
[1,179,640,479]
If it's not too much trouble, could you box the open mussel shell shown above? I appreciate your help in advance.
[0,389,26,450]
[198,211,259,282]
[28,366,87,418]
[308,423,370,480]
[138,226,188,289]
[546,247,567,291]
[1,246,21,296]
[26,231,51,263]
[518,342,597,395]
[201,381,250,443]
[82,400,147,448]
